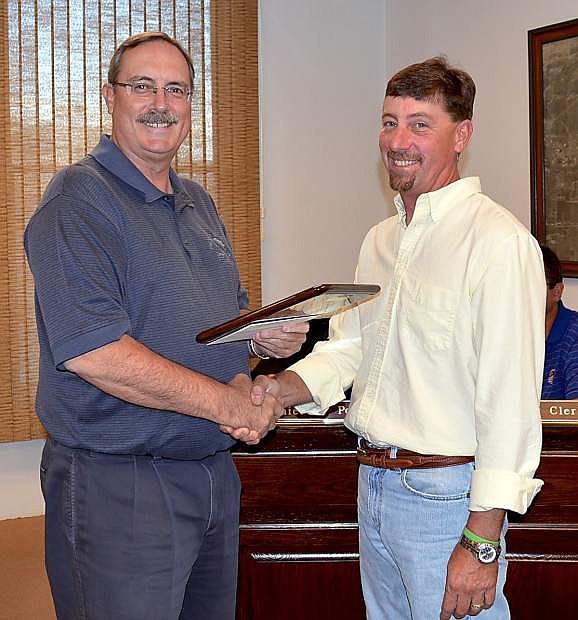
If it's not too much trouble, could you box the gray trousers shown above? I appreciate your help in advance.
[41,438,241,620]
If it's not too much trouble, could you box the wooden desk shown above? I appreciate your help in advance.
[233,417,578,619]
[506,424,578,618]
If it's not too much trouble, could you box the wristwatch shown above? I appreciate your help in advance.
[459,533,501,564]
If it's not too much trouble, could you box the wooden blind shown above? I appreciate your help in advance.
[0,0,260,442]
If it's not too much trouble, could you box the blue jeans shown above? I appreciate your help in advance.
[41,439,241,620]
[358,462,510,620]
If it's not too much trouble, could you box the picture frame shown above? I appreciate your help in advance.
[528,18,578,276]
[196,283,380,345]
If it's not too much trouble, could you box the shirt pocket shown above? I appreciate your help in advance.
[398,275,458,352]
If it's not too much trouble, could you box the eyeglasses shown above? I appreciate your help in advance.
[113,80,192,101]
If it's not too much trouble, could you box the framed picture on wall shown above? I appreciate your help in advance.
[529,18,578,277]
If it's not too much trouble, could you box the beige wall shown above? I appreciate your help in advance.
[0,440,45,518]
[261,0,578,308]
[259,0,388,303]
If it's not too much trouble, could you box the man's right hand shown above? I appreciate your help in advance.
[221,370,314,443]
[250,374,281,406]
[220,374,283,444]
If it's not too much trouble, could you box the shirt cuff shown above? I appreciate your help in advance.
[289,357,348,415]
[469,467,544,514]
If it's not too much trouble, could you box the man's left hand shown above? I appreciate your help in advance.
[251,321,309,358]
[440,544,498,619]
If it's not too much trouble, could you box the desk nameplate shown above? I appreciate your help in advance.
[278,402,349,426]
[278,400,578,427]
[540,400,578,426]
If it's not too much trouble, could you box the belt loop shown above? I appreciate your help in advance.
[390,446,398,459]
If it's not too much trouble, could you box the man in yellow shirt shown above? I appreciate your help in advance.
[235,57,545,619]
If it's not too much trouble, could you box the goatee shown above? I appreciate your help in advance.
[388,172,416,192]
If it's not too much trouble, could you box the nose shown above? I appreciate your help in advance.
[152,87,170,109]
[380,125,412,152]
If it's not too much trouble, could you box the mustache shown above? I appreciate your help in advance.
[388,150,422,162]
[136,110,179,125]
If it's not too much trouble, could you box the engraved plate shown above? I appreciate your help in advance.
[540,400,578,425]
[277,401,349,426]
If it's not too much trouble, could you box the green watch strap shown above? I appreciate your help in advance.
[463,526,500,547]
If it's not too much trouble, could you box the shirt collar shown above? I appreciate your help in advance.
[89,135,186,205]
[548,301,575,344]
[393,177,482,226]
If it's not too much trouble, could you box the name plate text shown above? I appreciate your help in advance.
[540,400,578,425]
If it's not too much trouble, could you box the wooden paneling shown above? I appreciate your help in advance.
[505,562,578,619]
[237,527,364,620]
[234,421,578,619]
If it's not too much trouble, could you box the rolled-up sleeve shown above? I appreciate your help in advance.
[469,233,545,513]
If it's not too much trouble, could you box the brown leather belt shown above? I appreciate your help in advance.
[357,439,474,470]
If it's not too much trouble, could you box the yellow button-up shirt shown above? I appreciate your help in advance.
[291,177,545,514]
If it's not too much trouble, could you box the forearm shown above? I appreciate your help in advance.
[441,508,505,620]
[465,508,506,541]
[260,370,314,409]
[64,334,246,427]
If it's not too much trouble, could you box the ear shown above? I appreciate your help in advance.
[102,83,115,114]
[552,282,564,303]
[454,119,473,155]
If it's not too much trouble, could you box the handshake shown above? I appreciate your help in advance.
[216,324,311,444]
[219,373,287,445]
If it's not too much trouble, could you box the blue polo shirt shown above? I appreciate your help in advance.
[541,302,578,400]
[25,135,250,459]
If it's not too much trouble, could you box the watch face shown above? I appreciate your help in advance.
[478,543,498,563]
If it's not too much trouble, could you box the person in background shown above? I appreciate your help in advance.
[541,244,578,399]
[24,32,306,620]
[240,57,546,619]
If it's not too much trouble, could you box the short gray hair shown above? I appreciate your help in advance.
[107,32,195,88]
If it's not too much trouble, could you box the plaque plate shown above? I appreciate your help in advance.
[277,401,350,426]
[540,400,578,425]
[196,283,380,345]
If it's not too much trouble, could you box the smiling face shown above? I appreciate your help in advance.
[379,96,472,211]
[102,39,192,177]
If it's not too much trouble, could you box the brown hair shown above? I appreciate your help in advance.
[385,56,475,122]
[108,32,195,88]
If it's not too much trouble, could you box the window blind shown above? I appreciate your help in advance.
[0,0,260,442]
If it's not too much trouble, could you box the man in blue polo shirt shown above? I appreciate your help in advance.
[24,32,307,620]
[541,245,578,399]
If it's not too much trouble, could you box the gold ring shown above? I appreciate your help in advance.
[471,603,482,610]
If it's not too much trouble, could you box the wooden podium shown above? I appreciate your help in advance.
[233,407,578,619]
[233,412,363,619]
